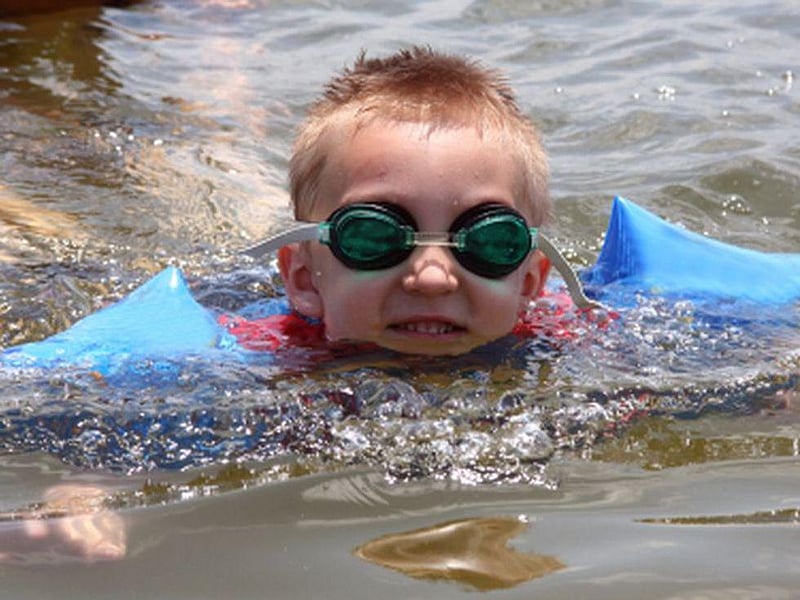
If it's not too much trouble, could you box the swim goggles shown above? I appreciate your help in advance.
[243,202,601,309]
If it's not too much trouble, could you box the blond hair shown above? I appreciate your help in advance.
[289,47,550,225]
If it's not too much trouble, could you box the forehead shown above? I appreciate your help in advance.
[311,119,530,219]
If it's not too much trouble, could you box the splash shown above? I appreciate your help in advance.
[1,269,797,488]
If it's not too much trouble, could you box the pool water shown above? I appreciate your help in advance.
[1,1,799,597]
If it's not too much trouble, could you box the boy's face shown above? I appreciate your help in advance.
[279,121,549,355]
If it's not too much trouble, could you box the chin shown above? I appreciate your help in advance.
[378,338,489,357]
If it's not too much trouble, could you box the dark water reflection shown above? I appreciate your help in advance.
[0,0,799,596]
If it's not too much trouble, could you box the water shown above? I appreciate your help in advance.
[1,0,799,597]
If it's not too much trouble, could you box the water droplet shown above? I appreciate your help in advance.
[783,70,793,91]
[721,194,751,215]
[656,85,676,100]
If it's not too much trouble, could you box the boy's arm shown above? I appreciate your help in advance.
[0,484,126,564]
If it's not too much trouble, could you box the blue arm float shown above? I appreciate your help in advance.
[581,196,800,305]
[1,266,235,374]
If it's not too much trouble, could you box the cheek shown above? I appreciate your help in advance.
[470,276,529,324]
[314,267,393,334]
[474,275,525,303]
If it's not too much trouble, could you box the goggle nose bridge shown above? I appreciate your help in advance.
[410,231,462,248]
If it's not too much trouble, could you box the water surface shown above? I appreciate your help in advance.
[0,0,799,597]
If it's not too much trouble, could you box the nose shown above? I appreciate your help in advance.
[401,247,460,296]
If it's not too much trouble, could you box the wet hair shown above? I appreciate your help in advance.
[289,46,550,225]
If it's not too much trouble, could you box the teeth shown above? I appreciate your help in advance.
[396,322,455,335]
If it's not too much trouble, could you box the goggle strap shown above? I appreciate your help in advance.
[242,223,606,311]
[537,234,606,311]
[241,222,319,259]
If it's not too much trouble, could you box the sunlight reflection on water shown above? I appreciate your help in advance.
[0,0,798,596]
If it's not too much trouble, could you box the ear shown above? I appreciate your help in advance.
[278,244,324,318]
[519,250,551,310]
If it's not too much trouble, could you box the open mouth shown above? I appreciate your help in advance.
[390,320,465,336]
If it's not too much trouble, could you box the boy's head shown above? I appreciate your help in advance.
[278,47,552,355]
[290,46,550,224]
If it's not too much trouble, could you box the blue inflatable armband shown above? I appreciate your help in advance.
[1,266,236,374]
[582,196,800,305]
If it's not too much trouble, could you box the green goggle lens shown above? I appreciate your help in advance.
[324,205,416,270]
[454,209,533,277]
[321,203,537,279]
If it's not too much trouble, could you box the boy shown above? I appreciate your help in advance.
[254,46,554,356]
[1,47,559,563]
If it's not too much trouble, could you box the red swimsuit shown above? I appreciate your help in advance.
[219,290,607,355]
